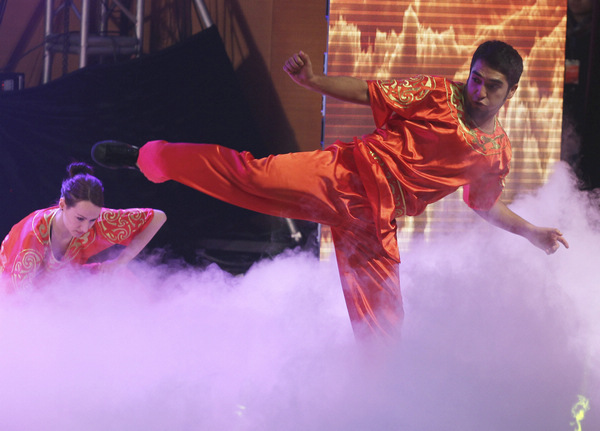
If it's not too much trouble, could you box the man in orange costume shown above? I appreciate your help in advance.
[93,41,569,339]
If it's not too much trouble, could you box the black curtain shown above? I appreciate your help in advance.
[578,0,600,190]
[0,26,315,271]
[564,0,600,190]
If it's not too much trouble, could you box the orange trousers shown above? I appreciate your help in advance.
[138,140,403,338]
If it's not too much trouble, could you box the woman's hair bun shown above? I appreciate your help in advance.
[61,162,104,207]
[67,162,94,178]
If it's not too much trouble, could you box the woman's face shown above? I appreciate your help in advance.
[59,198,102,238]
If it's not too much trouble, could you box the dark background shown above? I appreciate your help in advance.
[1,0,598,272]
[0,27,317,273]
[563,0,600,191]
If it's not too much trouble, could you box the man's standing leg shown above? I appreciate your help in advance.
[331,219,403,339]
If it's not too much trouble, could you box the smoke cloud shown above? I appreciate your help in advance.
[0,161,598,430]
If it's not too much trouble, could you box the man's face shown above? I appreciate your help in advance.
[465,59,518,122]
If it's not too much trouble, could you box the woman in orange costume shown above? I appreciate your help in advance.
[0,162,167,289]
[93,41,568,339]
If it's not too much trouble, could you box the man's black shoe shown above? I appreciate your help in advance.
[91,140,140,170]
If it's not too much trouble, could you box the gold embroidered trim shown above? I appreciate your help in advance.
[446,80,508,156]
[31,208,55,244]
[368,150,406,218]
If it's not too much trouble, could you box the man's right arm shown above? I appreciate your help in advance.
[283,51,370,105]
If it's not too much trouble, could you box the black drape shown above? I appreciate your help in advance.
[564,0,600,190]
[578,0,600,190]
[0,27,314,270]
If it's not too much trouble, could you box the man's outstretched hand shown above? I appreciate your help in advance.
[474,200,570,255]
[527,226,570,255]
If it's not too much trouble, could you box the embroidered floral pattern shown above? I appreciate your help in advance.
[11,249,43,284]
[378,75,435,108]
[97,209,150,243]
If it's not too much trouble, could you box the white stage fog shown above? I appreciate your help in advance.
[0,162,598,431]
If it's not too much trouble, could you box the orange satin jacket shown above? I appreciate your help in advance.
[345,75,511,231]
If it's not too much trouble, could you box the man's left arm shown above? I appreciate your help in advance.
[473,199,569,254]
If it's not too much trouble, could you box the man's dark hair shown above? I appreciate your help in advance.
[470,40,524,87]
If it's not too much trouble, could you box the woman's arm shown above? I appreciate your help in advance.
[99,209,167,271]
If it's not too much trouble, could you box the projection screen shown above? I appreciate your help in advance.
[321,0,567,253]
